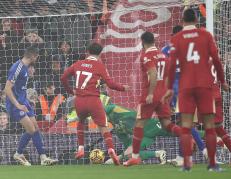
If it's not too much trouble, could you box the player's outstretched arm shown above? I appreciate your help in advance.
[4,80,28,112]
[61,66,75,95]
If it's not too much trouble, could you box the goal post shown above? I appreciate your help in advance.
[206,0,214,34]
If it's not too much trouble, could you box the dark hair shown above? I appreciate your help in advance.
[88,43,103,55]
[24,46,39,58]
[183,8,197,23]
[172,25,183,35]
[141,31,154,45]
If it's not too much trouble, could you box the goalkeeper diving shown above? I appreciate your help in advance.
[66,92,178,165]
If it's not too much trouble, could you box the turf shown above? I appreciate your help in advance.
[0,164,230,179]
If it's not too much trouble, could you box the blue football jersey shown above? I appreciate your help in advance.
[6,60,29,105]
[162,44,180,108]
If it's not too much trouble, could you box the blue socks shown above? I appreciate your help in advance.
[17,133,32,154]
[32,131,45,155]
[191,128,205,151]
[17,131,45,155]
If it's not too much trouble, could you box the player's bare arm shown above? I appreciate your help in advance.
[146,67,157,104]
[4,80,29,112]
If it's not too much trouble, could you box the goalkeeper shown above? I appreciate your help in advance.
[67,93,173,164]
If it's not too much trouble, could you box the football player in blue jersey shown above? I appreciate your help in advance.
[4,46,58,166]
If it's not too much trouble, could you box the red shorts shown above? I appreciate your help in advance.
[136,101,171,120]
[178,88,215,114]
[75,96,107,127]
[197,98,223,124]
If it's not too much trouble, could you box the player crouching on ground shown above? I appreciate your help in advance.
[61,43,129,165]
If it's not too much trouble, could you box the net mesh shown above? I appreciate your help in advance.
[0,0,230,165]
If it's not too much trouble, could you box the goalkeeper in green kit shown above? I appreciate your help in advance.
[66,93,170,164]
[101,94,169,164]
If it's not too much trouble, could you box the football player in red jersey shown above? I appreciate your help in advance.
[209,63,231,152]
[162,8,229,171]
[123,32,182,166]
[61,43,129,165]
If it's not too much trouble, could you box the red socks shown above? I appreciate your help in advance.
[205,128,217,167]
[180,127,193,168]
[215,126,231,152]
[132,127,144,154]
[77,122,84,146]
[166,123,182,136]
[103,132,114,149]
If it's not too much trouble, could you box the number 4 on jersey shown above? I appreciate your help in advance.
[187,42,200,64]
[76,71,92,89]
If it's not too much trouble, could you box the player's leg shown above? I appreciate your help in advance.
[74,96,88,159]
[215,123,231,152]
[75,119,85,159]
[91,97,120,165]
[214,99,231,152]
[178,89,196,170]
[30,117,58,165]
[14,115,36,166]
[140,137,166,164]
[171,127,206,167]
[123,104,154,166]
[157,103,181,137]
[196,88,218,170]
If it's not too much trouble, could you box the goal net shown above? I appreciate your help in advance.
[0,0,230,165]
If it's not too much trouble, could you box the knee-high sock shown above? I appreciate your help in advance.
[77,122,85,146]
[205,128,217,167]
[215,126,231,152]
[17,132,32,154]
[180,127,193,168]
[32,131,45,155]
[103,132,114,150]
[166,123,182,136]
[132,127,144,154]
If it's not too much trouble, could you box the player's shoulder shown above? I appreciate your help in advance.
[144,46,159,57]
[9,60,24,72]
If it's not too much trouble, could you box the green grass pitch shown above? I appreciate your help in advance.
[0,164,230,179]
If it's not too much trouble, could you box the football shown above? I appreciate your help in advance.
[89,149,105,164]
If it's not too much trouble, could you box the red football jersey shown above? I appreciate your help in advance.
[61,56,125,96]
[168,26,225,90]
[140,46,169,103]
